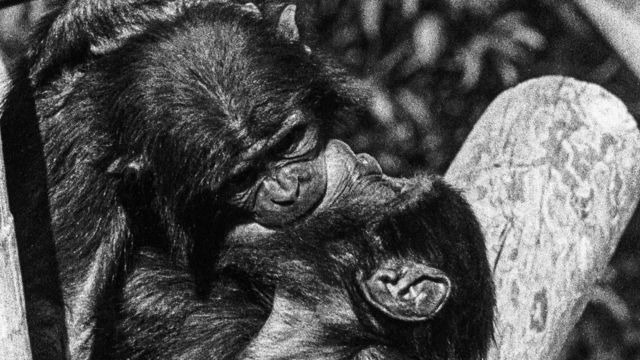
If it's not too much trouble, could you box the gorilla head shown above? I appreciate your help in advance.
[219,174,495,360]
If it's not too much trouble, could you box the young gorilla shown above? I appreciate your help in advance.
[120,167,494,360]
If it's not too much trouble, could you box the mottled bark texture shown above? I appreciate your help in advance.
[446,76,640,360]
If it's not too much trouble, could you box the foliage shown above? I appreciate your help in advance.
[308,0,546,174]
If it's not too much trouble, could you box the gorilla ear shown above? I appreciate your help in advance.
[277,4,300,42]
[359,262,451,322]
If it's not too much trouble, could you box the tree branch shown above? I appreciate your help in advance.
[446,76,640,360]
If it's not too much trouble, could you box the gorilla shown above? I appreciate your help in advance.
[0,1,494,359]
[120,173,495,360]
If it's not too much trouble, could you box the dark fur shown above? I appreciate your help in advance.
[118,176,495,359]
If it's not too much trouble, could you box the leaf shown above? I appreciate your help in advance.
[370,87,395,126]
[496,12,546,50]
[402,0,420,18]
[413,13,446,67]
[495,57,519,86]
[361,0,383,39]
[397,88,429,123]
[455,35,490,89]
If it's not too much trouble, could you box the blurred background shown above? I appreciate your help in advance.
[2,0,640,359]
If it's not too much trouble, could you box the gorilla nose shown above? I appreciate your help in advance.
[268,167,300,205]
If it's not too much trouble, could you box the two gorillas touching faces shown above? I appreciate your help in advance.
[0,0,494,359]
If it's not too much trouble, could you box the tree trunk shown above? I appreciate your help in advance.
[0,56,32,360]
[445,76,640,360]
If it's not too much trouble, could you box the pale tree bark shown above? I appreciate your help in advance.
[446,76,640,360]
[0,56,32,359]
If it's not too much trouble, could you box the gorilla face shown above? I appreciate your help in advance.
[226,117,388,226]
[228,137,397,234]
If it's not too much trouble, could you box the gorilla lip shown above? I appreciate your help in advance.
[355,153,383,177]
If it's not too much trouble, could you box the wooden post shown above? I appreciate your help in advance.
[446,76,640,360]
[0,55,33,360]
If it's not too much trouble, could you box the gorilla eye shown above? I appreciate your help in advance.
[226,168,264,208]
[274,125,318,159]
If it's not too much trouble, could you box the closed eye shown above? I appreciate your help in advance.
[274,124,319,160]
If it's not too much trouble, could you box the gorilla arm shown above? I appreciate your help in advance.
[117,249,270,360]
